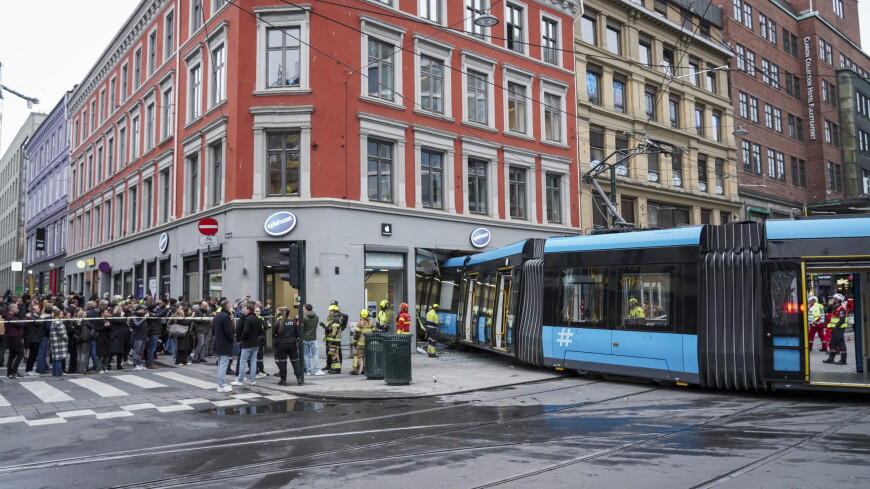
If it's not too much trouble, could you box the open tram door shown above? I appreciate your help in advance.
[804,263,870,388]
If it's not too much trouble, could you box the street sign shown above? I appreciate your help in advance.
[158,232,169,253]
[200,235,218,247]
[98,261,112,273]
[10,261,23,272]
[198,217,219,236]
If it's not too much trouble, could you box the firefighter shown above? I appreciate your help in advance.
[396,303,411,335]
[375,299,394,332]
[425,304,440,358]
[321,304,343,373]
[823,294,849,365]
[807,296,828,352]
[329,300,349,364]
[351,309,375,375]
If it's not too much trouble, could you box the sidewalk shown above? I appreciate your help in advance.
[155,345,566,400]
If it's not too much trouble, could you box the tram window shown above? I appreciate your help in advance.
[559,268,606,328]
[769,269,801,335]
[438,276,458,313]
[618,270,673,332]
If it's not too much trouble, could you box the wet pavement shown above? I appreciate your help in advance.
[1,369,868,489]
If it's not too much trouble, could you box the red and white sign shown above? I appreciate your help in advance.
[198,217,219,236]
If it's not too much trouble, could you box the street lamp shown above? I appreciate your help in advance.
[474,12,499,27]
[733,126,749,136]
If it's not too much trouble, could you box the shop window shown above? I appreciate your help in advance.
[364,251,405,327]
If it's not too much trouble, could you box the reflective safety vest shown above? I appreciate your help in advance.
[827,305,848,328]
[426,308,439,327]
[376,309,388,327]
[808,302,825,325]
[629,306,645,318]
[353,318,376,346]
[325,314,342,342]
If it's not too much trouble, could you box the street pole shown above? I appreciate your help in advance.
[610,166,617,228]
[296,241,306,385]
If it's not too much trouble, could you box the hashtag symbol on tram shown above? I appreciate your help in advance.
[557,329,574,347]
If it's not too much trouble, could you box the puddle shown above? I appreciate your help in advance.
[201,399,342,416]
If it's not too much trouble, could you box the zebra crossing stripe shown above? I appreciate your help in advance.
[230,393,262,400]
[95,411,134,419]
[114,375,169,389]
[0,416,26,424]
[0,392,10,407]
[26,418,67,426]
[265,394,296,401]
[156,405,195,413]
[57,410,97,418]
[122,403,158,411]
[153,372,215,390]
[177,398,211,405]
[21,381,74,403]
[212,399,247,407]
[68,378,129,397]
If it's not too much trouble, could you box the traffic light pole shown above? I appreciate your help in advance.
[296,241,305,385]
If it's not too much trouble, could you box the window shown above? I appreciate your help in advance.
[211,141,223,205]
[669,96,680,128]
[618,270,673,332]
[160,168,171,223]
[266,27,301,88]
[790,157,799,186]
[507,82,527,134]
[822,80,837,107]
[712,110,722,142]
[746,50,756,76]
[798,160,807,188]
[654,0,667,16]
[715,159,725,194]
[188,63,202,120]
[775,152,785,181]
[644,86,656,121]
[468,158,488,214]
[672,151,683,187]
[819,39,833,65]
[420,56,444,113]
[129,186,138,233]
[834,0,844,18]
[698,155,708,192]
[767,19,777,44]
[421,149,443,208]
[761,59,770,84]
[109,78,117,113]
[863,169,870,195]
[466,70,488,124]
[739,92,748,118]
[589,126,604,163]
[749,96,759,122]
[773,108,782,133]
[164,10,175,59]
[541,18,559,65]
[131,115,140,160]
[187,153,199,213]
[118,126,127,167]
[639,36,651,66]
[210,44,226,105]
[606,23,621,55]
[688,60,700,86]
[107,137,114,174]
[647,202,690,229]
[148,31,157,75]
[143,178,153,228]
[99,89,107,122]
[161,86,173,140]
[368,39,395,101]
[544,93,562,142]
[465,0,487,39]
[796,117,804,141]
[545,173,561,223]
[759,13,768,39]
[121,63,129,100]
[764,104,773,129]
[706,69,717,93]
[662,48,674,77]
[733,0,743,23]
[268,132,301,196]
[134,48,142,89]
[741,140,751,172]
[825,120,840,147]
[580,14,596,45]
[736,44,746,71]
[367,139,393,202]
[559,268,606,328]
[191,0,203,31]
[508,166,526,219]
[145,102,156,151]
[743,3,753,29]
[827,162,842,191]
[859,130,870,154]
[586,67,601,106]
[420,0,442,23]
[752,143,762,174]
[612,76,626,113]
[505,4,524,53]
[116,194,125,237]
[694,105,705,136]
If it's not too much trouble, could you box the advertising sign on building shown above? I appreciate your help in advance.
[264,211,298,237]
[35,228,46,251]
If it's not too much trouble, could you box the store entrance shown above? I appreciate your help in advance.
[806,268,870,387]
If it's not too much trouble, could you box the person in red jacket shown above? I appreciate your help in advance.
[2,303,25,379]
[396,303,411,335]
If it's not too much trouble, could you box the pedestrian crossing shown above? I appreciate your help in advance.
[0,371,297,428]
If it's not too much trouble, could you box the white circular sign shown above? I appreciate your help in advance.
[158,232,169,253]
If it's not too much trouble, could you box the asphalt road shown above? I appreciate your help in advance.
[1,372,868,489]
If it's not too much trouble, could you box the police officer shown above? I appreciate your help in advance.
[823,294,849,365]
[807,296,828,352]
[628,298,645,318]
[321,304,343,373]
[351,309,375,375]
[424,304,440,358]
[273,307,303,386]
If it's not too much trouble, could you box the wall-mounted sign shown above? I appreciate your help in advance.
[158,232,169,253]
[86,257,96,267]
[264,211,297,237]
[198,217,219,236]
[470,228,491,249]
[35,228,46,251]
[381,223,392,236]
[98,261,112,273]
[803,36,816,140]
[75,260,86,270]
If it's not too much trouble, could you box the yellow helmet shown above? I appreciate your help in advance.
[431,303,440,309]
[629,298,638,304]
[360,309,369,318]
[379,299,389,309]
[328,304,339,312]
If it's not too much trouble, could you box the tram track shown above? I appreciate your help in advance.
[0,378,611,475]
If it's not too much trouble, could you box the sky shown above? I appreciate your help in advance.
[1,0,870,155]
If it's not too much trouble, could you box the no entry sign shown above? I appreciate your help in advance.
[198,217,219,236]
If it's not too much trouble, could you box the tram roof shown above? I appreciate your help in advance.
[544,226,703,253]
[766,217,870,240]
[442,240,528,267]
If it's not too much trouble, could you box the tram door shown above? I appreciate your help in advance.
[762,262,806,382]
[492,274,512,350]
[461,276,476,342]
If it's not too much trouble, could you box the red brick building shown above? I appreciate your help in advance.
[719,0,870,218]
[65,0,581,315]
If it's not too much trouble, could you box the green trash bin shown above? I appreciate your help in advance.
[384,334,413,385]
[364,332,387,379]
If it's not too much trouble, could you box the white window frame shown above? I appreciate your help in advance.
[130,109,141,161]
[540,155,571,226]
[147,26,159,77]
[358,112,407,206]
[360,16,406,108]
[185,48,203,123]
[164,8,176,59]
[540,14,561,67]
[160,75,175,141]
[502,64,534,138]
[540,76,569,147]
[182,135,201,216]
[413,35,454,120]
[413,126,456,212]
[461,52,497,130]
[461,137,499,218]
[157,156,173,224]
[504,1,529,55]
[208,25,228,108]
[419,0,444,24]
[251,105,313,200]
[503,146,537,223]
[204,119,227,207]
[144,95,156,152]
[190,0,204,34]
[253,7,310,93]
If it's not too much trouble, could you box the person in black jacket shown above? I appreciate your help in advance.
[273,307,304,386]
[212,300,236,392]
[231,304,261,387]
[146,300,168,369]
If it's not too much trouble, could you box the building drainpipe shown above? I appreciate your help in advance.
[171,0,180,294]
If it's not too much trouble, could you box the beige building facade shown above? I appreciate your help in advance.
[575,0,741,230]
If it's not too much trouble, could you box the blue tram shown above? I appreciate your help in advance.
[434,216,870,391]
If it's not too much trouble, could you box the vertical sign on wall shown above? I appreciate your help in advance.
[803,37,816,141]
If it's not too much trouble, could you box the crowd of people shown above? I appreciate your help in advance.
[0,290,442,392]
